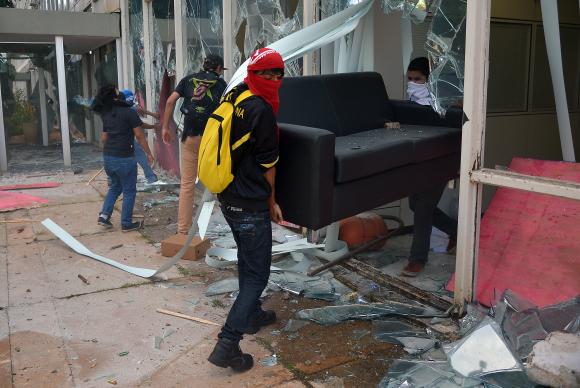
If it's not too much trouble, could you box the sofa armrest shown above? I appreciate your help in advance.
[277,123,335,230]
[390,99,463,128]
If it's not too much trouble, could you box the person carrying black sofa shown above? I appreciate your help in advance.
[207,48,285,373]
[402,57,458,277]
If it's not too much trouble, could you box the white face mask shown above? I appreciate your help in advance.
[407,81,431,106]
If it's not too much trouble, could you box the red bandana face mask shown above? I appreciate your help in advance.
[244,48,285,113]
[244,72,282,113]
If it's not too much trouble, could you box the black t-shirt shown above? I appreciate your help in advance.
[218,84,279,211]
[175,70,227,137]
[102,105,143,157]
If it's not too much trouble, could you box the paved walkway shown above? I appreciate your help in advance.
[0,171,302,387]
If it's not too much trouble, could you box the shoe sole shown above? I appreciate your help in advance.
[98,222,112,228]
[122,227,141,233]
[401,270,419,277]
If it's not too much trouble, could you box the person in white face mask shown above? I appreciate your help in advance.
[401,56,459,277]
[406,57,431,106]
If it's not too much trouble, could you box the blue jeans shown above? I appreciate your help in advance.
[101,155,138,228]
[133,140,157,183]
[218,205,272,342]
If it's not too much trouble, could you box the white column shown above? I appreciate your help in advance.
[540,0,575,162]
[38,69,49,146]
[55,36,72,167]
[174,0,187,82]
[302,0,315,75]
[0,79,8,173]
[454,0,491,306]
[142,0,155,153]
[115,38,124,89]
[120,0,132,90]
[81,55,92,143]
[222,0,234,82]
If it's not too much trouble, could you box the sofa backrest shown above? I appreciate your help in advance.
[278,72,395,136]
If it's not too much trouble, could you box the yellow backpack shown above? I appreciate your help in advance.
[197,89,254,193]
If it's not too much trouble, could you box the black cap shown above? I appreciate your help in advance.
[203,54,226,71]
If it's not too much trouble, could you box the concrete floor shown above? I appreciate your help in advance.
[0,171,303,388]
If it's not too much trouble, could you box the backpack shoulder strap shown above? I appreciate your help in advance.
[234,90,254,105]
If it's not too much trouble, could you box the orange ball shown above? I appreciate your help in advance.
[339,212,388,250]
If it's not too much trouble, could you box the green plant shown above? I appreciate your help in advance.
[7,89,36,136]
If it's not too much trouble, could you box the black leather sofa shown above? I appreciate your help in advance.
[275,72,463,230]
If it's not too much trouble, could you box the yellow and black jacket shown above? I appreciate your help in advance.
[218,84,279,211]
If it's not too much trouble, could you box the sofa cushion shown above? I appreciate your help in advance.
[278,76,341,133]
[400,125,462,163]
[334,128,414,183]
[322,72,395,136]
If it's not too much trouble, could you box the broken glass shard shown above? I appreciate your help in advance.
[259,354,278,367]
[372,319,430,343]
[378,360,484,388]
[282,319,310,333]
[444,318,522,377]
[538,296,580,333]
[380,0,431,23]
[205,277,239,296]
[297,302,442,325]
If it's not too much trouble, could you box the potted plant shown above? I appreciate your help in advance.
[7,89,37,144]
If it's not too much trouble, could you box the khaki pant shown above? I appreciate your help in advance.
[177,136,201,234]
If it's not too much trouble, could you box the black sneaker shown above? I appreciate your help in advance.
[122,221,143,232]
[208,338,253,372]
[244,310,277,334]
[98,216,113,228]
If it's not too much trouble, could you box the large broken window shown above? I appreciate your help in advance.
[184,0,224,75]
[382,0,466,116]
[129,0,146,106]
[232,0,303,76]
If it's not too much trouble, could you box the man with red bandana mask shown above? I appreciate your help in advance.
[208,48,284,373]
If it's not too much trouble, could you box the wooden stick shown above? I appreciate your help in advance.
[156,308,220,326]
[0,219,41,224]
[86,167,104,186]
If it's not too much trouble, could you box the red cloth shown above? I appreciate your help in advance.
[155,70,181,176]
[244,48,284,113]
[447,157,580,307]
[0,191,48,212]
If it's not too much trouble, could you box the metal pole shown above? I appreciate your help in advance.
[115,38,124,88]
[120,0,132,90]
[38,69,49,146]
[222,0,234,82]
[540,0,575,162]
[0,79,8,173]
[302,0,315,75]
[55,36,72,167]
[81,55,92,143]
[453,0,491,308]
[174,0,186,82]
[142,0,155,154]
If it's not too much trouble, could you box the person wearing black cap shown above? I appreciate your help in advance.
[161,54,227,235]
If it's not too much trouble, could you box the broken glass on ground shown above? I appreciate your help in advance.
[444,317,522,377]
[282,319,310,333]
[259,354,278,367]
[538,296,580,333]
[297,302,442,325]
[372,319,430,342]
[205,277,239,297]
[378,360,484,388]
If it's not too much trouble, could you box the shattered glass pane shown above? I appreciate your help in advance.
[425,0,467,116]
[152,2,175,109]
[444,318,522,377]
[233,0,303,76]
[129,0,146,106]
[458,303,488,336]
[185,0,224,75]
[282,319,309,333]
[297,302,441,325]
[380,0,432,24]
